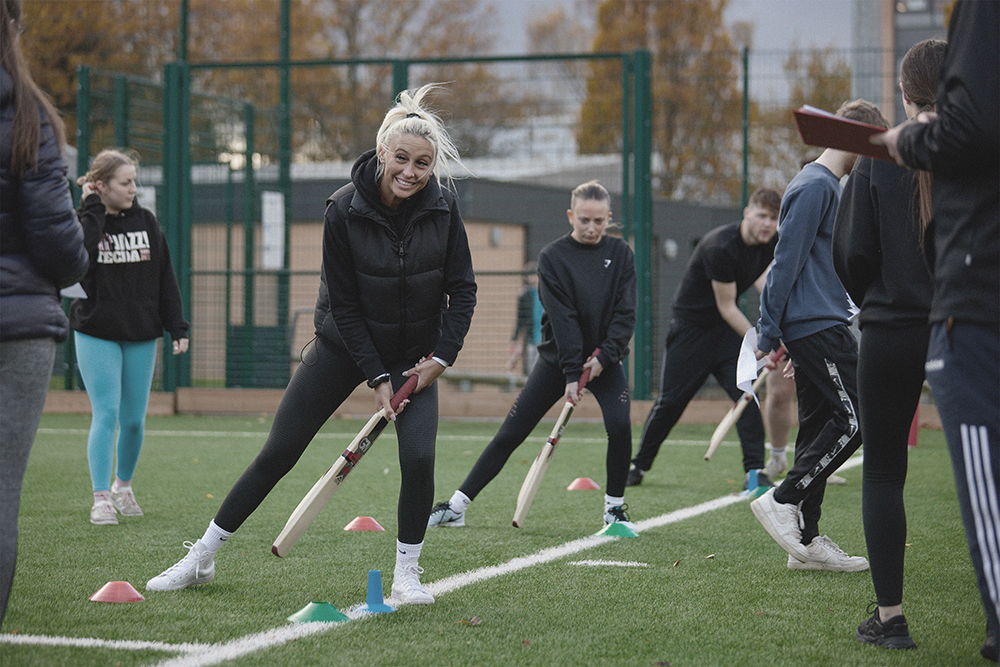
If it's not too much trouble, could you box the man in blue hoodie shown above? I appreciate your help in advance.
[750,99,886,573]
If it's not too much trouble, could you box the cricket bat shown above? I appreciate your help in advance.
[703,347,787,461]
[272,374,418,557]
[512,348,600,528]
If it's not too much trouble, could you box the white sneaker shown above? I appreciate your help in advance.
[787,535,869,572]
[90,499,118,525]
[146,541,215,591]
[110,484,144,516]
[765,452,788,479]
[390,565,434,604]
[603,504,637,531]
[427,501,465,527]
[750,487,808,561]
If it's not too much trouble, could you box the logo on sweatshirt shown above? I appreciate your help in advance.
[97,231,151,264]
[604,259,611,268]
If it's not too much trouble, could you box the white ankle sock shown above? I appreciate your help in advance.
[94,491,111,503]
[449,490,471,514]
[396,540,423,570]
[112,477,131,491]
[198,520,233,556]
[605,494,624,511]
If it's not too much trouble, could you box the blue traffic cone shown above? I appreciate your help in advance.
[356,570,395,613]
[742,468,769,498]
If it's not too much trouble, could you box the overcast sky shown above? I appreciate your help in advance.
[492,0,853,54]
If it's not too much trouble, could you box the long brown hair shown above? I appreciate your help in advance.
[900,38,947,237]
[2,0,66,176]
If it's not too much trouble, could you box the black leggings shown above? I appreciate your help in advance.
[458,356,632,501]
[858,323,929,608]
[215,337,437,545]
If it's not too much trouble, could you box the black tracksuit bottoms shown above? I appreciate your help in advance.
[632,318,765,473]
[774,324,862,544]
[858,322,929,608]
[214,336,438,545]
[925,321,1000,640]
[458,356,632,501]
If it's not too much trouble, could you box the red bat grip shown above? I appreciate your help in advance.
[575,348,602,394]
[389,375,419,412]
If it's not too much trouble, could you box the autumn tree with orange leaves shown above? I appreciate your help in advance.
[579,0,743,203]
[18,0,506,161]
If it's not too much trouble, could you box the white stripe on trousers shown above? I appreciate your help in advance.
[961,423,1000,620]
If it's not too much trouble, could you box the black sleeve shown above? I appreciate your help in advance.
[154,218,189,340]
[433,194,477,366]
[832,157,879,308]
[897,0,999,176]
[19,122,88,288]
[599,241,637,367]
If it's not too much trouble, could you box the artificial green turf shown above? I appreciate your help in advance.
[0,413,987,666]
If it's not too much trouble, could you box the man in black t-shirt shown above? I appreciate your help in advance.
[628,187,780,487]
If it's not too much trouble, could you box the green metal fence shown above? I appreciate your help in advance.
[70,46,897,401]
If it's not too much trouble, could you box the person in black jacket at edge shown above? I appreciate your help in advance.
[874,1,999,661]
[834,38,945,652]
[0,0,89,628]
[146,83,477,606]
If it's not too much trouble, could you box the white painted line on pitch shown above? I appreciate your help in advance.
[8,447,862,667]
[36,428,711,447]
[0,634,205,653]
[569,560,650,567]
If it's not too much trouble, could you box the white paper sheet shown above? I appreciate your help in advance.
[737,329,768,405]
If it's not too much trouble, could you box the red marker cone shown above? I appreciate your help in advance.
[567,477,600,490]
[89,581,145,603]
[344,516,385,531]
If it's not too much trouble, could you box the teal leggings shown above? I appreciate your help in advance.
[74,332,158,492]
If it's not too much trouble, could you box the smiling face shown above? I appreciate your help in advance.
[378,134,435,208]
[567,197,611,245]
[99,163,138,214]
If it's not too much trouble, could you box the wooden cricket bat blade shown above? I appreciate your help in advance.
[271,375,418,557]
[512,443,554,527]
[703,369,769,461]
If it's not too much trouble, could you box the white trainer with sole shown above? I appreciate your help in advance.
[110,485,144,516]
[750,487,808,561]
[146,541,215,591]
[390,565,434,604]
[787,535,869,571]
[90,500,118,525]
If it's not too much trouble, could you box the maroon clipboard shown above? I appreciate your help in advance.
[793,105,893,162]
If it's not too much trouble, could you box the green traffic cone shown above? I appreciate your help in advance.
[287,601,349,623]
[595,522,639,538]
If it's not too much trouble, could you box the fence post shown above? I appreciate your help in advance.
[162,62,192,391]
[114,75,129,149]
[632,49,653,400]
[741,46,750,208]
[65,65,92,390]
[392,60,408,98]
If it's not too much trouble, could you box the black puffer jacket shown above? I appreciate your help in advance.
[0,68,89,342]
[314,149,477,384]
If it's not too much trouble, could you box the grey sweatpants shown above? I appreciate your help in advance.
[0,338,56,629]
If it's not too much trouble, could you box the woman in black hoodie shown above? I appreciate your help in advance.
[146,83,476,606]
[834,38,945,651]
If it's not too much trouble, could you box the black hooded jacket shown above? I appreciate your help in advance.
[0,68,89,342]
[314,149,477,383]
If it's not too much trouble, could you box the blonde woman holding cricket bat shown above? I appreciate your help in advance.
[428,181,637,531]
[146,84,476,605]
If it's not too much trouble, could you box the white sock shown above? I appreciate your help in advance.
[93,491,111,503]
[605,494,625,511]
[449,490,471,514]
[770,447,786,456]
[198,520,233,556]
[396,540,423,570]
[112,477,131,492]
